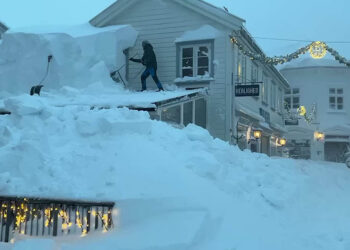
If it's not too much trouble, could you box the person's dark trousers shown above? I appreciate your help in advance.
[141,67,164,90]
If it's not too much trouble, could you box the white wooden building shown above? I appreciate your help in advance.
[90,0,289,156]
[280,58,350,162]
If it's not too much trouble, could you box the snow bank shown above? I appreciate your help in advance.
[0,23,138,95]
[1,92,350,250]
[174,25,224,43]
[1,20,350,250]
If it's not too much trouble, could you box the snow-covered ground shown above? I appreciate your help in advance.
[1,24,350,250]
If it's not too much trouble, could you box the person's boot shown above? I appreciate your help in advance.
[156,88,164,92]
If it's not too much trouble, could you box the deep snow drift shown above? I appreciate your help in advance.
[1,24,350,250]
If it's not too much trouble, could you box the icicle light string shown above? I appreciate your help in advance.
[230,36,350,67]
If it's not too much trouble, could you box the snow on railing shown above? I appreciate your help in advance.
[0,196,114,243]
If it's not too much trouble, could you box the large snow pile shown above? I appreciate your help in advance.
[0,23,137,95]
[1,24,350,250]
[1,93,350,250]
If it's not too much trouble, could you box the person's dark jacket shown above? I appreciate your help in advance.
[130,43,157,70]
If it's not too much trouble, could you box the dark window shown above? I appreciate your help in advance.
[195,99,207,129]
[183,102,193,126]
[182,48,194,77]
[161,106,181,124]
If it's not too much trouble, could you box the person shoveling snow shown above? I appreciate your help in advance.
[130,40,164,92]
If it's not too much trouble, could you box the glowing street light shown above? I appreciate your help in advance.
[314,131,325,141]
[253,129,262,140]
[279,138,287,147]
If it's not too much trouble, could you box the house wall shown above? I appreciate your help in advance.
[280,65,350,161]
[93,0,235,141]
[281,66,350,129]
[231,44,289,156]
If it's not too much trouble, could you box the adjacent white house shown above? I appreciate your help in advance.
[0,22,8,39]
[280,57,350,162]
[90,0,289,156]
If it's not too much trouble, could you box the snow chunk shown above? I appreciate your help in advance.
[175,25,224,43]
[4,95,46,116]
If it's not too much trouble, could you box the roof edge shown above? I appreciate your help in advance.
[0,21,8,31]
[90,0,245,29]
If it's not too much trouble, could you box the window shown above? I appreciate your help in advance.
[180,44,211,77]
[161,106,181,124]
[195,99,207,128]
[237,52,242,82]
[278,88,283,113]
[160,99,207,128]
[262,74,269,104]
[284,88,300,109]
[251,63,258,82]
[242,56,247,83]
[270,82,276,109]
[329,88,343,110]
[183,102,193,126]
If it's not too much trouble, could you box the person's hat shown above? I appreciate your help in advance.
[142,40,151,47]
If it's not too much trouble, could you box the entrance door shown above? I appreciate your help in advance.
[324,142,349,162]
[261,135,270,156]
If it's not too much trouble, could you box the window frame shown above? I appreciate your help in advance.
[329,88,344,110]
[159,97,208,128]
[262,73,269,105]
[284,88,300,110]
[177,40,214,78]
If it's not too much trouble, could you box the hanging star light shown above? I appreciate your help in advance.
[309,41,327,59]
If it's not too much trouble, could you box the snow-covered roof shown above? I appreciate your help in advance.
[8,23,129,38]
[44,87,206,110]
[174,25,224,43]
[279,55,348,70]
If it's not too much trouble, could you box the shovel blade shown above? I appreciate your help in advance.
[30,85,44,96]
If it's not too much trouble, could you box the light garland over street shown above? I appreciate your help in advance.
[230,36,350,67]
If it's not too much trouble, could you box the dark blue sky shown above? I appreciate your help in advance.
[0,0,349,58]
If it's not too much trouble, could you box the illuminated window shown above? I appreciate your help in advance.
[329,88,343,110]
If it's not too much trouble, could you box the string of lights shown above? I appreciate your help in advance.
[230,36,350,67]
[252,36,350,44]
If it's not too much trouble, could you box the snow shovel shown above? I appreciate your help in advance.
[110,50,138,86]
[30,55,53,96]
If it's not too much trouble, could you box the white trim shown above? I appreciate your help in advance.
[179,43,212,78]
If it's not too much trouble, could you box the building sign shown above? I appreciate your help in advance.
[235,84,259,97]
[285,119,299,126]
[259,108,270,123]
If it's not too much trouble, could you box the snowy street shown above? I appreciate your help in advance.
[0,0,350,249]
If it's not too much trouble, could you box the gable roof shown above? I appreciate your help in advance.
[0,21,8,32]
[90,0,245,29]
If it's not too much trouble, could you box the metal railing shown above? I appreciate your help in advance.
[0,196,115,243]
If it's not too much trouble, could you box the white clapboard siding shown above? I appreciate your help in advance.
[101,0,232,140]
